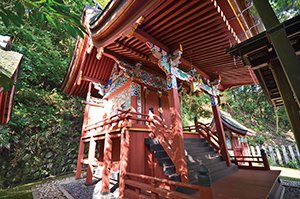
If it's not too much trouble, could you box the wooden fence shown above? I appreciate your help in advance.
[249,144,300,166]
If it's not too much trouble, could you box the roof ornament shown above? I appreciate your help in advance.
[126,16,145,37]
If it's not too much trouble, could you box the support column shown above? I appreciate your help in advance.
[210,88,231,166]
[86,136,96,184]
[76,82,92,179]
[270,60,300,150]
[101,129,112,194]
[167,75,188,183]
[253,0,300,108]
[119,126,130,198]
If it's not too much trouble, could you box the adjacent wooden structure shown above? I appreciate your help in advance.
[228,14,300,150]
[0,36,22,124]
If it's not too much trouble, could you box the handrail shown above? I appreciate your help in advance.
[186,122,221,153]
[146,112,189,182]
[84,108,152,133]
[230,149,270,170]
[125,172,213,199]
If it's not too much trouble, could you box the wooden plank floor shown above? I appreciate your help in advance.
[211,169,281,199]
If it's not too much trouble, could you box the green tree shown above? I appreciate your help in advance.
[269,0,300,22]
[0,0,100,188]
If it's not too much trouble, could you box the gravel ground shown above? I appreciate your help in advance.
[33,176,300,199]
[60,178,119,199]
[282,180,300,199]
[60,179,95,199]
[32,178,73,199]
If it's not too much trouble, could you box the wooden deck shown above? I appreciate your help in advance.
[211,169,281,199]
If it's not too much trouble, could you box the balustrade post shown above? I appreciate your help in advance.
[119,125,130,198]
[210,86,231,166]
[86,136,96,185]
[261,149,270,170]
[101,129,112,194]
[194,116,199,132]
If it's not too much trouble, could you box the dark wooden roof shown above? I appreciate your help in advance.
[63,0,259,97]
[227,15,300,107]
[211,111,255,136]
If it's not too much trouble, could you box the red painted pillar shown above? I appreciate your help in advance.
[76,82,92,179]
[86,136,96,184]
[119,126,130,198]
[210,88,231,166]
[101,129,112,194]
[167,75,188,183]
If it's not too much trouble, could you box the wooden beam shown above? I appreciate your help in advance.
[82,76,107,85]
[134,28,211,80]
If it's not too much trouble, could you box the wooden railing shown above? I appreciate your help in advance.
[183,122,221,153]
[147,112,188,182]
[83,108,190,195]
[230,149,270,170]
[125,172,213,199]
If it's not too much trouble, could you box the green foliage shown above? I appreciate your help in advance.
[222,85,290,135]
[0,0,90,188]
[286,160,300,169]
[269,0,300,22]
[95,0,111,8]
[248,135,266,146]
[181,90,212,126]
[0,0,87,37]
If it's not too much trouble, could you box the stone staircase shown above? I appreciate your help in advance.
[184,138,238,185]
[144,138,181,182]
[145,137,238,186]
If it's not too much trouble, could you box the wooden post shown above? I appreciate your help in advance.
[101,128,112,194]
[86,135,96,184]
[167,74,188,183]
[119,126,130,198]
[269,60,300,151]
[76,82,92,179]
[210,89,231,166]
[261,149,270,170]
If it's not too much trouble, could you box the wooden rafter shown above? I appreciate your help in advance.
[133,28,211,80]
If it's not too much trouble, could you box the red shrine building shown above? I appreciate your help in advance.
[0,35,22,124]
[62,0,286,198]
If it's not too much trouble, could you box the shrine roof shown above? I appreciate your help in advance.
[211,111,256,136]
[63,0,260,97]
[0,35,22,124]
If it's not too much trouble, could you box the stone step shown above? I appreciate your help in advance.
[184,138,206,143]
[149,143,164,152]
[163,165,176,176]
[186,156,223,167]
[188,161,227,174]
[185,151,221,162]
[210,164,238,183]
[159,157,173,167]
[144,138,159,145]
[168,173,181,182]
[184,141,208,147]
[185,145,215,153]
[153,150,168,159]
